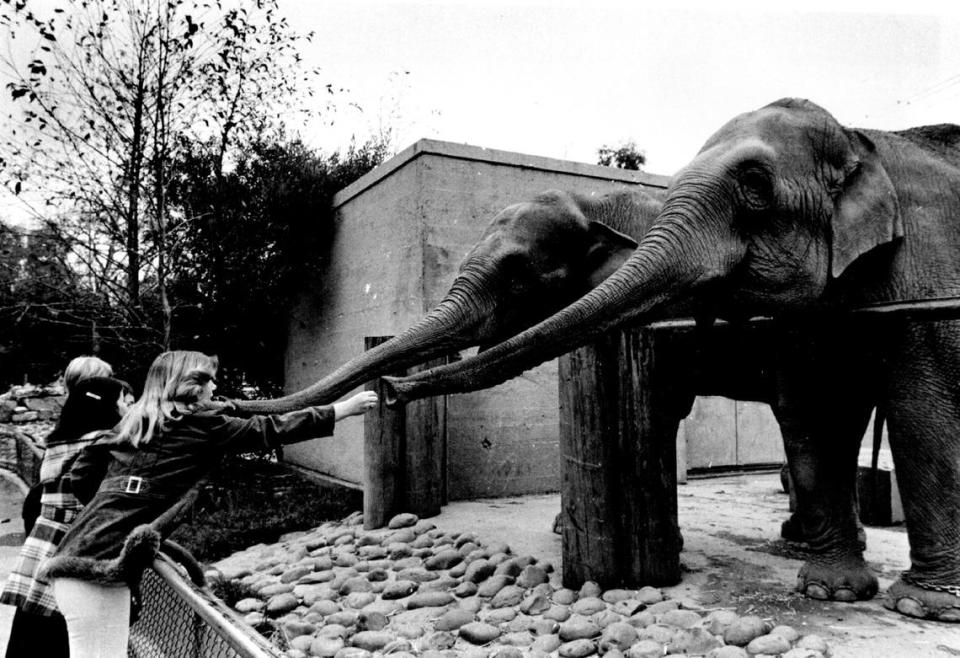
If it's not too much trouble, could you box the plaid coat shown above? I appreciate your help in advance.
[0,431,103,616]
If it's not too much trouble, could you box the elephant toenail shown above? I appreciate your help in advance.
[833,589,856,602]
[895,597,927,618]
[805,584,830,600]
[937,608,960,623]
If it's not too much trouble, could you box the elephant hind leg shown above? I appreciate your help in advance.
[777,404,878,602]
[771,329,877,602]
[798,554,878,602]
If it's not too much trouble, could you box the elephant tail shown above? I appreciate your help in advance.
[870,405,885,503]
[872,406,884,472]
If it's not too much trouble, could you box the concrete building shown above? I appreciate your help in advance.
[283,139,786,499]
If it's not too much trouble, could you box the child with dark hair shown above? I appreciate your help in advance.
[1,375,133,658]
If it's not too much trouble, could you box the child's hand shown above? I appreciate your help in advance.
[333,391,379,420]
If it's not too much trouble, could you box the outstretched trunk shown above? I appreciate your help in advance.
[233,266,497,414]
[383,184,739,405]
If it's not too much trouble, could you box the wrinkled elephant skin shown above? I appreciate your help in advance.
[385,99,960,621]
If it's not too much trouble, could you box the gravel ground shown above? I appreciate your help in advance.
[211,474,960,658]
[211,509,829,658]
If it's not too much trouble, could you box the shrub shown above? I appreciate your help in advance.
[170,453,361,563]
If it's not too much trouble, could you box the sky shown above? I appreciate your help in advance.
[3,0,960,225]
[285,0,960,176]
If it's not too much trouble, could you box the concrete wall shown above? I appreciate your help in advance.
[681,398,785,471]
[283,139,785,498]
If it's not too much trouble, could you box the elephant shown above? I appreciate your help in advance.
[382,98,960,622]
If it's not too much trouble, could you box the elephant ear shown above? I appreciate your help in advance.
[831,130,904,278]
[585,221,639,288]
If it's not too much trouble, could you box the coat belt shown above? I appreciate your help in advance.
[98,475,155,496]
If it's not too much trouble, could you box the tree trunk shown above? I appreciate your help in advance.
[124,59,147,309]
[153,8,172,350]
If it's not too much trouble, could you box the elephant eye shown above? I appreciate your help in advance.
[498,251,533,284]
[737,164,773,211]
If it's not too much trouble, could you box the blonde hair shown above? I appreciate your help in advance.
[115,351,218,447]
[63,356,113,394]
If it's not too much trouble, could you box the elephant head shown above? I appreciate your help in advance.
[232,188,659,414]
[384,98,905,403]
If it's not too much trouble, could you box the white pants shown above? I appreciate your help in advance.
[52,577,131,658]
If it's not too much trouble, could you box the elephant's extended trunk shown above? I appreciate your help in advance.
[233,272,494,415]
[383,213,726,406]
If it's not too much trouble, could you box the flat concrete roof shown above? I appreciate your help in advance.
[333,138,672,208]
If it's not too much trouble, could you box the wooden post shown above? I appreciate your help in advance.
[558,326,682,588]
[364,339,450,528]
[404,357,449,517]
[363,336,406,530]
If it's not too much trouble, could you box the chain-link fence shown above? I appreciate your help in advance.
[130,555,283,658]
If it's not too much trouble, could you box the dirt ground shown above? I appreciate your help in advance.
[430,472,960,658]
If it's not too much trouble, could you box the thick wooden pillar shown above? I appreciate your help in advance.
[558,326,682,588]
[404,358,449,514]
[364,336,406,530]
[363,337,449,529]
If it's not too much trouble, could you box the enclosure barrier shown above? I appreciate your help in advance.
[0,425,281,657]
[131,554,283,658]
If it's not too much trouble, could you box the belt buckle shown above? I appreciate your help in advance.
[124,476,143,494]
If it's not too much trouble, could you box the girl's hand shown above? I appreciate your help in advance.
[333,391,379,420]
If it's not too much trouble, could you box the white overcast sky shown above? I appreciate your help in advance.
[288,0,960,176]
[3,0,960,226]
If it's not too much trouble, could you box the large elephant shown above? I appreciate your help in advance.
[383,98,960,622]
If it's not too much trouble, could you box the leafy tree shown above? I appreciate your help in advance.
[597,140,646,171]
[0,0,320,348]
[0,221,99,385]
[166,133,391,393]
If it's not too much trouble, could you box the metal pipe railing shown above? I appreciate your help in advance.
[131,554,284,658]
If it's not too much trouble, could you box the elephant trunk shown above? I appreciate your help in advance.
[233,266,497,415]
[384,195,737,406]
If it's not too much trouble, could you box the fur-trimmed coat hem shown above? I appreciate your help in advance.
[40,524,160,586]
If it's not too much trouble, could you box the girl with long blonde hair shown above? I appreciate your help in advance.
[42,350,377,658]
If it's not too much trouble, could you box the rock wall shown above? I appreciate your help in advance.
[0,382,65,424]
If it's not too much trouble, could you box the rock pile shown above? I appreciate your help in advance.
[211,512,830,658]
[0,382,65,424]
